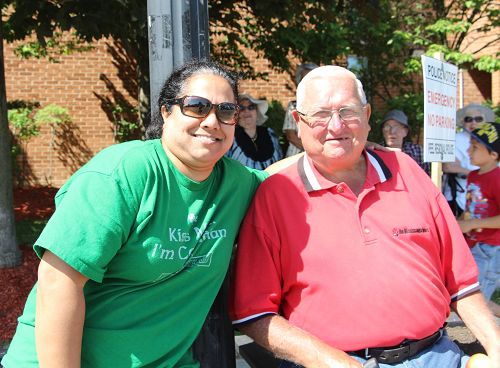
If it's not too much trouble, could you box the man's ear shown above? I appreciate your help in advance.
[402,127,409,139]
[365,103,372,133]
[364,103,372,120]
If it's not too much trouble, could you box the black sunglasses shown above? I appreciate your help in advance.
[166,96,239,125]
[239,104,257,111]
[464,116,484,123]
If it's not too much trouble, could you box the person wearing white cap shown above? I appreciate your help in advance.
[226,93,283,169]
[381,109,430,175]
[443,103,496,217]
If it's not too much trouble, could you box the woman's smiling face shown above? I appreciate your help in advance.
[161,73,236,180]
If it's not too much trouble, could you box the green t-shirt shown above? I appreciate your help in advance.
[3,139,267,368]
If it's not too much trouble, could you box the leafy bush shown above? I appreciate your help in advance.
[8,102,72,185]
[8,108,39,142]
[111,104,140,142]
[34,104,71,126]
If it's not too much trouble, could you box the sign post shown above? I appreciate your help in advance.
[147,0,209,116]
[421,55,458,188]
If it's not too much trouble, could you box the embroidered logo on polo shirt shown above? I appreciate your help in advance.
[392,227,430,237]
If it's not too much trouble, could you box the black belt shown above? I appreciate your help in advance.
[348,328,444,365]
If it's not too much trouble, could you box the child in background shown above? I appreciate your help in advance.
[458,122,500,316]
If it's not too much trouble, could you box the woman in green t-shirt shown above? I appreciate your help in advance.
[2,60,267,368]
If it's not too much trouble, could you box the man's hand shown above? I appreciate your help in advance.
[365,141,398,152]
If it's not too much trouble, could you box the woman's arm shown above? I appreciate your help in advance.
[442,160,471,176]
[36,250,89,368]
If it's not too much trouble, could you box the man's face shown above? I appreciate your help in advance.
[382,119,408,149]
[295,74,371,170]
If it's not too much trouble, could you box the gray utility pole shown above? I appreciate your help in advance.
[147,1,236,367]
[147,0,209,114]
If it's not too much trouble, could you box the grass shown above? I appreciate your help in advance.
[15,219,47,246]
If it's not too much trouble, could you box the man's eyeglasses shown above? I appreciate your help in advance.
[239,104,257,111]
[296,105,367,128]
[166,95,239,125]
[464,116,484,124]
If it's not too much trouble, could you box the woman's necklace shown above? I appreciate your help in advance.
[249,130,258,149]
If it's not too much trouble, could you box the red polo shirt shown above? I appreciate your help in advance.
[230,150,479,351]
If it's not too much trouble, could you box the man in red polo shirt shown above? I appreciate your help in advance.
[230,66,500,368]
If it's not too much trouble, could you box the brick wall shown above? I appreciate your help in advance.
[458,6,499,106]
[239,50,295,106]
[4,32,497,188]
[5,38,138,188]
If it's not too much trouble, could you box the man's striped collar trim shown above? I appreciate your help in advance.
[298,150,392,192]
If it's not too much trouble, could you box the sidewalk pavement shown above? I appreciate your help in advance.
[235,334,253,368]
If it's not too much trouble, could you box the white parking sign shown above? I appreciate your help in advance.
[421,55,458,162]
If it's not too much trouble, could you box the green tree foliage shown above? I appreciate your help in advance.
[4,1,497,108]
[2,0,149,116]
[210,0,498,140]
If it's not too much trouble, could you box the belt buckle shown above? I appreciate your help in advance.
[364,348,371,359]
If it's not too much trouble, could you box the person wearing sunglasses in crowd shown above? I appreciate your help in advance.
[225,93,283,169]
[230,66,500,368]
[1,60,267,368]
[443,103,496,217]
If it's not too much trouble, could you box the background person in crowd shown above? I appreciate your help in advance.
[457,122,500,317]
[225,93,282,169]
[443,103,496,217]
[1,60,268,368]
[231,65,500,368]
[283,62,318,157]
[381,109,430,175]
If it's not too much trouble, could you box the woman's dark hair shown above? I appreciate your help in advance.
[145,59,239,139]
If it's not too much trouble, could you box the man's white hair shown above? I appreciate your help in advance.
[296,65,367,111]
